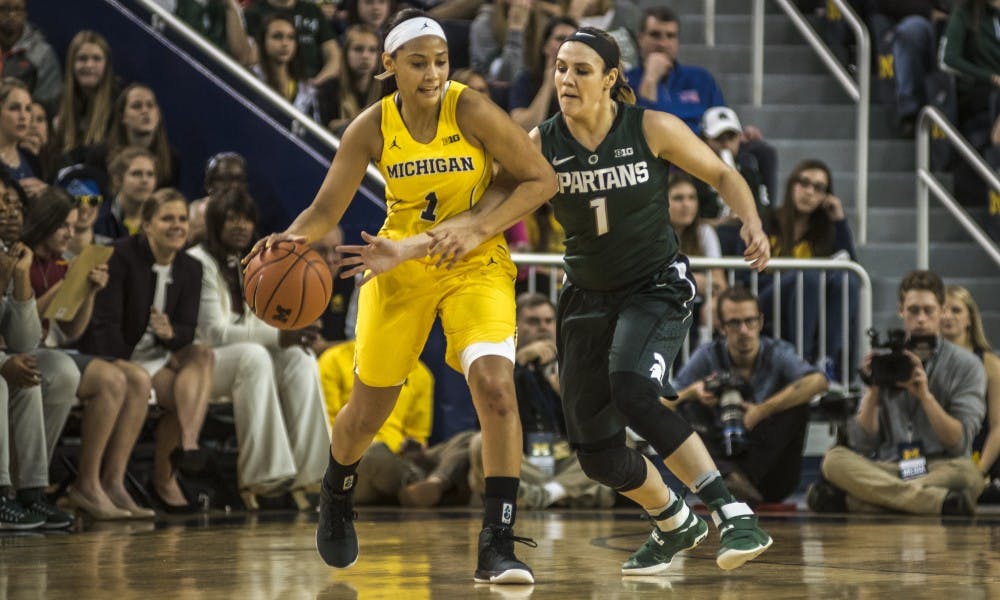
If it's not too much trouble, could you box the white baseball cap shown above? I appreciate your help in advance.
[701,106,743,138]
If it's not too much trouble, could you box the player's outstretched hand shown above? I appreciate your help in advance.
[426,227,483,269]
[337,231,406,285]
[740,221,770,272]
[242,232,307,266]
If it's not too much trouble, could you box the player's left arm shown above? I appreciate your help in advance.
[427,90,558,265]
[642,110,769,271]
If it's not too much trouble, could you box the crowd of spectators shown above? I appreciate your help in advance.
[0,0,995,533]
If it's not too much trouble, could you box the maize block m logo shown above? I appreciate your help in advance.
[272,305,291,323]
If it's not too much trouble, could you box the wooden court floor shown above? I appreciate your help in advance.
[3,507,1000,600]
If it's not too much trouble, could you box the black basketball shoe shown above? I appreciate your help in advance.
[473,525,536,584]
[315,482,358,568]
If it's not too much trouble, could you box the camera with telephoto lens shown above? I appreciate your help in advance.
[866,328,916,387]
[703,372,753,458]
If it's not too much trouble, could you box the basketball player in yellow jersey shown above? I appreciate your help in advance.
[246,8,557,585]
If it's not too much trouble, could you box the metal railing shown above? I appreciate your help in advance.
[749,0,870,243]
[916,106,1000,269]
[131,0,387,188]
[512,254,872,386]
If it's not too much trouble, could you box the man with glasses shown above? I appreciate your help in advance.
[667,286,829,505]
[0,0,60,113]
[810,270,986,515]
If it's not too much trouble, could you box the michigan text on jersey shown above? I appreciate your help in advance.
[385,157,476,178]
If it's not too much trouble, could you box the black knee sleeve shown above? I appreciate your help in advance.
[576,434,647,492]
[609,371,694,457]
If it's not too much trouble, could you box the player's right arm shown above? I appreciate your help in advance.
[244,104,383,263]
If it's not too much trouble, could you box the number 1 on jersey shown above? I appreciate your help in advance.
[590,196,609,236]
[420,192,439,222]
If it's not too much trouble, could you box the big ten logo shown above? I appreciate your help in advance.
[826,1,842,21]
[930,124,946,140]
[614,147,634,158]
[990,190,1000,216]
[441,133,460,145]
[879,54,894,79]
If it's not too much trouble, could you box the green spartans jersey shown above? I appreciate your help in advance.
[538,103,677,291]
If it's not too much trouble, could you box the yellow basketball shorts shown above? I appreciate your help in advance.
[354,243,516,388]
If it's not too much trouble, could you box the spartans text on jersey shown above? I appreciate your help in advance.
[556,161,649,195]
[386,156,475,179]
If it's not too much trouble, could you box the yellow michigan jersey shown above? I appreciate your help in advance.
[355,81,517,387]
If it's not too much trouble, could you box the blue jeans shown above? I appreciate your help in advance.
[892,15,936,118]
[758,270,860,375]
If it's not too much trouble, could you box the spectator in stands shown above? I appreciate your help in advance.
[94,147,157,244]
[22,101,56,183]
[669,286,829,505]
[252,13,322,122]
[318,338,475,507]
[469,293,616,509]
[54,31,117,167]
[0,0,62,113]
[0,172,75,530]
[106,84,180,188]
[320,24,380,132]
[565,0,642,70]
[469,0,539,90]
[626,7,778,197]
[0,78,45,198]
[188,187,330,510]
[23,187,154,519]
[188,151,248,245]
[245,0,342,85]
[697,106,769,223]
[871,1,949,136]
[754,159,859,379]
[340,0,395,38]
[508,15,577,130]
[174,0,255,67]
[450,67,489,95]
[811,270,986,515]
[942,285,1000,487]
[668,171,726,349]
[55,164,105,257]
[78,188,215,513]
[310,225,357,353]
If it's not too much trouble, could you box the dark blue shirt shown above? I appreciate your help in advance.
[673,336,818,404]
[626,62,725,134]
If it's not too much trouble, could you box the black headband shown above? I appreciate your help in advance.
[564,30,620,70]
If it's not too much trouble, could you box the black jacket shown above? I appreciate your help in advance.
[78,234,202,359]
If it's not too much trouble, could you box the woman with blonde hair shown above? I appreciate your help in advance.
[942,285,1000,483]
[322,24,381,132]
[54,30,116,165]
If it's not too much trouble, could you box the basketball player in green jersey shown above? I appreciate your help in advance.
[432,27,774,575]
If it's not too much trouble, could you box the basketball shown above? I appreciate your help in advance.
[243,240,332,330]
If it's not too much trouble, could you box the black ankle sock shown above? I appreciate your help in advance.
[323,452,360,496]
[483,476,519,528]
[0,485,11,498]
[15,487,44,503]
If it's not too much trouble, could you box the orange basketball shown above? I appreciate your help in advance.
[243,240,332,330]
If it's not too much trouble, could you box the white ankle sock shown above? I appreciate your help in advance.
[543,482,566,505]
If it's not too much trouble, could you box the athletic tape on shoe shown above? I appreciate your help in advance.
[710,502,753,528]
[655,500,692,532]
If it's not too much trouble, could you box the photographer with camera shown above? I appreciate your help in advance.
[811,270,987,515]
[668,286,829,505]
